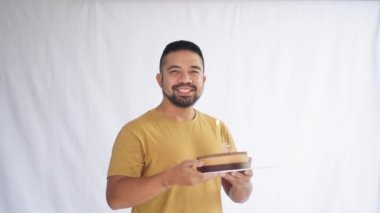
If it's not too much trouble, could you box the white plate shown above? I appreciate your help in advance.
[202,167,251,174]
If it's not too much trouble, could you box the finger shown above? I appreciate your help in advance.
[224,171,251,184]
[222,173,239,183]
[243,169,253,176]
[230,172,244,178]
[234,170,253,179]
[194,160,204,167]
[183,160,202,168]
[189,161,206,174]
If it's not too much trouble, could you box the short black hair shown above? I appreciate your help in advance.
[159,40,205,73]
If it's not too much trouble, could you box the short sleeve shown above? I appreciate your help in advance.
[107,126,145,177]
[221,121,237,152]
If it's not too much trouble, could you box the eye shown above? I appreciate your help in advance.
[169,70,179,74]
[190,70,201,75]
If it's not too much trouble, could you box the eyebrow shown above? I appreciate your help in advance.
[190,65,202,71]
[168,65,181,70]
[167,65,202,71]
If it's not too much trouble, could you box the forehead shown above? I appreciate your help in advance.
[162,50,203,69]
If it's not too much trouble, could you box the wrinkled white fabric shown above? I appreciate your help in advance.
[0,1,379,213]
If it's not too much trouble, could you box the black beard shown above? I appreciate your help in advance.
[163,84,200,108]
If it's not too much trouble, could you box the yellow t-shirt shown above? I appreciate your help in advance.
[107,109,236,213]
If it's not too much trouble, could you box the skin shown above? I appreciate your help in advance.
[106,50,253,210]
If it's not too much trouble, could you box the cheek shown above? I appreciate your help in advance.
[161,78,174,91]
[195,78,205,87]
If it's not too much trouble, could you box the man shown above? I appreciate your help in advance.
[106,40,253,212]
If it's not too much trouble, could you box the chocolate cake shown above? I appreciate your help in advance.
[196,151,250,173]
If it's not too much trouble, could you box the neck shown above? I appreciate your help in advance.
[155,101,196,122]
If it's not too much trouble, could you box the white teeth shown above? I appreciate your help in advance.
[178,89,191,92]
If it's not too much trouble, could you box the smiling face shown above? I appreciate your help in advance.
[157,50,206,108]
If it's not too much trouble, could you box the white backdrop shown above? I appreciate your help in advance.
[1,1,379,213]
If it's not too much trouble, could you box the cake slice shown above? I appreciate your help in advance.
[196,151,250,173]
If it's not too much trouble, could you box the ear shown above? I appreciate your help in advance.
[156,72,163,88]
[203,75,207,83]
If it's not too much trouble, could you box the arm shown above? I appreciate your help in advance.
[222,157,253,203]
[106,160,221,210]
[106,174,165,210]
[222,169,253,203]
[219,123,253,202]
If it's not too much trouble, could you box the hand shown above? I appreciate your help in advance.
[161,160,222,188]
[222,170,253,188]
[221,157,253,203]
[223,157,253,188]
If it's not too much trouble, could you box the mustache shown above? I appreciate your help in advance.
[172,83,197,90]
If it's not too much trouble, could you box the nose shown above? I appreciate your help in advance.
[178,72,192,83]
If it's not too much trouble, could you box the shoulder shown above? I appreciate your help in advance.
[197,110,216,121]
[121,110,156,132]
[196,110,232,132]
[196,110,226,125]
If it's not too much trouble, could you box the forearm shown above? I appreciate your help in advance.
[106,160,218,210]
[222,170,253,203]
[228,181,252,203]
[106,173,167,209]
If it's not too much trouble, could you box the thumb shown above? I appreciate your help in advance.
[182,160,203,168]
[193,160,204,168]
[181,160,202,167]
